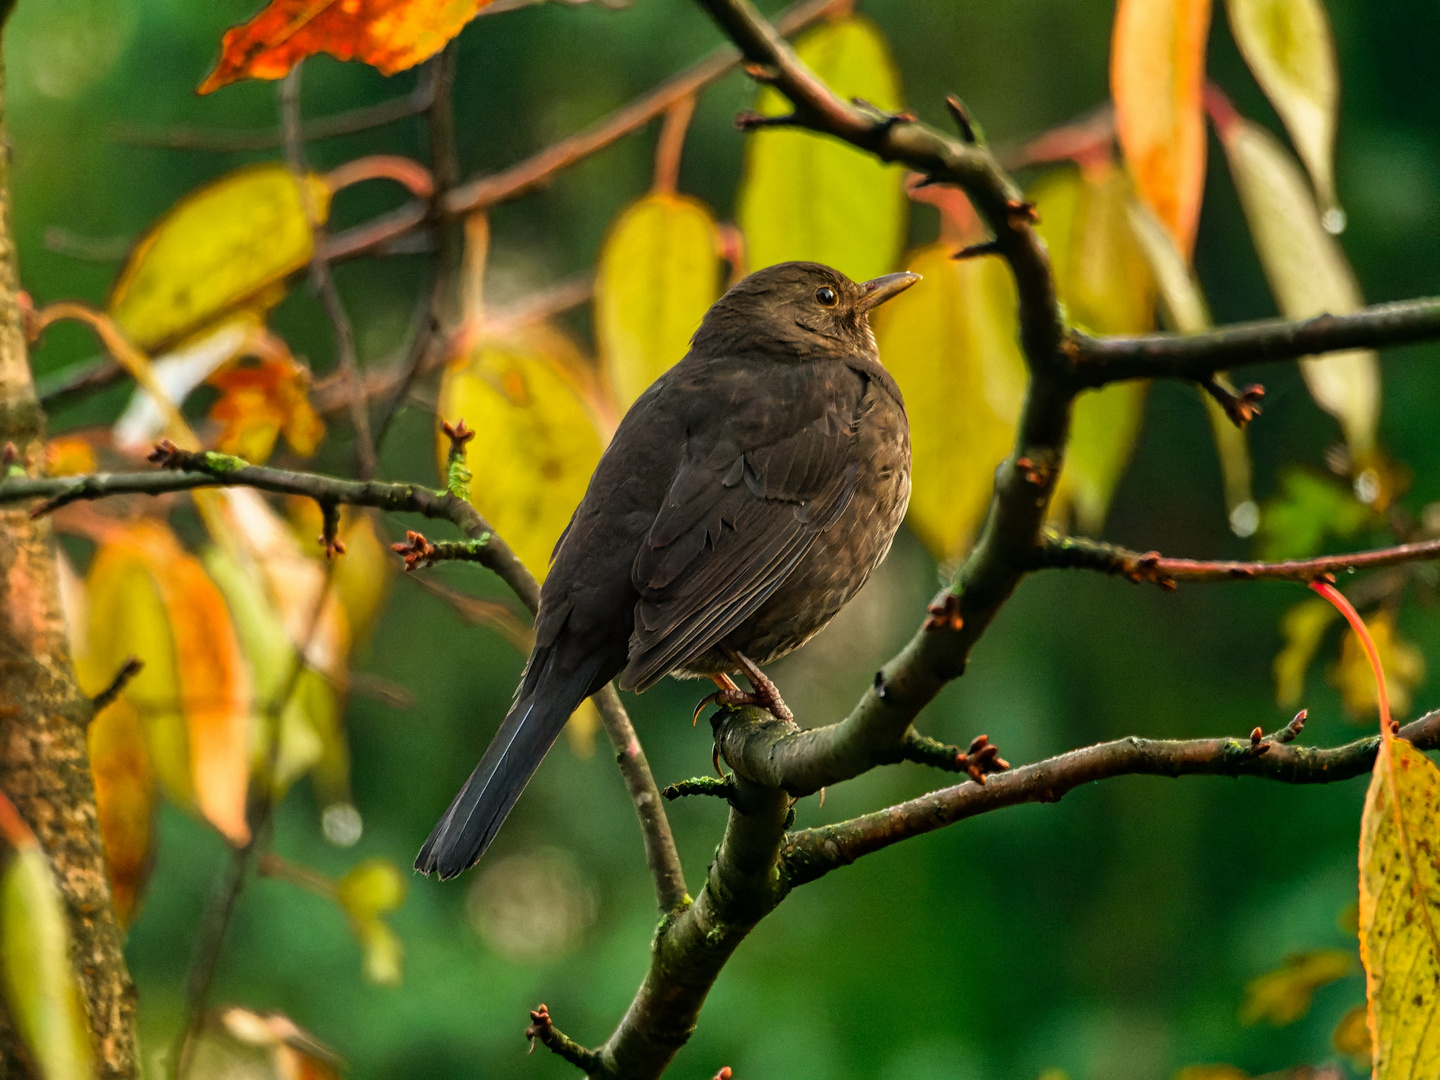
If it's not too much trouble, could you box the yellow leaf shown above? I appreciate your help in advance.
[1273,596,1338,708]
[437,324,606,579]
[108,163,331,353]
[1174,1068,1249,1080]
[872,243,1027,562]
[336,857,407,986]
[1360,735,1440,1078]
[190,1007,342,1080]
[1128,200,1256,534]
[596,192,721,410]
[0,841,94,1080]
[43,435,96,478]
[208,351,325,464]
[1031,163,1155,533]
[737,16,907,282]
[79,521,253,846]
[87,699,157,928]
[565,698,601,759]
[1330,610,1426,721]
[1239,948,1354,1025]
[1332,1001,1372,1066]
[285,500,393,648]
[1216,111,1379,459]
[1111,0,1213,257]
[1225,0,1341,225]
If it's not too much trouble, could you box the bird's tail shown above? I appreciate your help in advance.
[415,649,602,879]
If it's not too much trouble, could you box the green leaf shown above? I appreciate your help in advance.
[1,842,94,1080]
[1257,468,1375,561]
[596,192,721,410]
[737,16,906,282]
[1225,0,1341,226]
[336,857,407,987]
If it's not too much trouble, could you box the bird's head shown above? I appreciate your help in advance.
[691,261,920,362]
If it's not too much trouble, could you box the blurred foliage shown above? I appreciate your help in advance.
[7,0,1440,1078]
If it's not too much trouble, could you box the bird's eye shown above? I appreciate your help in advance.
[814,286,838,307]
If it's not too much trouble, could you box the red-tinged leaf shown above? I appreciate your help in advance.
[1111,0,1213,258]
[208,352,325,464]
[199,0,498,93]
[0,794,95,1080]
[77,520,253,846]
[87,699,157,928]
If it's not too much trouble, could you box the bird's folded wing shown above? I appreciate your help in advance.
[620,394,861,691]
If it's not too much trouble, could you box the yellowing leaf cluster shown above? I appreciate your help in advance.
[738,17,907,283]
[1238,948,1353,1025]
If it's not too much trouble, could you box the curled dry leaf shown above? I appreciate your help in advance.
[1225,0,1341,226]
[77,519,253,846]
[1031,162,1154,534]
[1214,108,1380,460]
[1127,199,1257,534]
[737,16,907,283]
[200,0,499,94]
[87,698,157,927]
[437,323,606,578]
[0,795,95,1080]
[1111,0,1213,257]
[873,242,1027,563]
[108,163,331,353]
[596,192,721,410]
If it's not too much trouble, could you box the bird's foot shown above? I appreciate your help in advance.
[716,649,796,725]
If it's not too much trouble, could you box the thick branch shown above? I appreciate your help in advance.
[1037,533,1440,589]
[783,711,1440,886]
[1073,297,1440,383]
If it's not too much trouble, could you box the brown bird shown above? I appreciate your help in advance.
[416,261,917,879]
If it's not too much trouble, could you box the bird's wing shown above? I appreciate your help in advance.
[619,360,867,691]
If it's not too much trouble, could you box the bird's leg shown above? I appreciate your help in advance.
[719,646,795,725]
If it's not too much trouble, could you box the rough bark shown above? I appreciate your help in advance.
[0,34,140,1080]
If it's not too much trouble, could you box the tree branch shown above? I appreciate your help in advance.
[319,0,846,262]
[1072,297,1440,384]
[782,711,1440,886]
[1036,533,1440,589]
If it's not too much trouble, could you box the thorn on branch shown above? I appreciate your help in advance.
[944,94,977,143]
[742,61,776,83]
[318,501,345,559]
[661,775,737,802]
[923,592,964,633]
[1202,376,1266,429]
[952,239,1001,261]
[91,657,143,714]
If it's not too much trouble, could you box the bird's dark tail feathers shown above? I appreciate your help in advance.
[415,649,602,879]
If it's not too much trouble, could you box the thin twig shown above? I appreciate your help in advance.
[783,711,1440,886]
[318,0,846,262]
[1037,533,1440,589]
[111,68,438,152]
[594,685,689,913]
[280,66,378,480]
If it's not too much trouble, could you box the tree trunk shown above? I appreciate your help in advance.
[0,20,140,1080]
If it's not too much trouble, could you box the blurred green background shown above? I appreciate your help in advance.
[9,0,1440,1077]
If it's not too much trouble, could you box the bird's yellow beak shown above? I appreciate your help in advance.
[857,271,921,311]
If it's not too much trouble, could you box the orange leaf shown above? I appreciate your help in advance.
[208,355,324,463]
[87,699,157,927]
[199,0,497,93]
[1111,0,1213,257]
